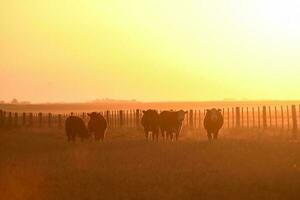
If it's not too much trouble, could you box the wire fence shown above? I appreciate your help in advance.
[0,105,299,135]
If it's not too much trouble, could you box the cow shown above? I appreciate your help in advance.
[204,108,224,141]
[159,110,187,141]
[65,116,89,142]
[87,112,108,141]
[141,109,160,141]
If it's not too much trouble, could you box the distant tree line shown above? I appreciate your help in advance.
[0,99,31,105]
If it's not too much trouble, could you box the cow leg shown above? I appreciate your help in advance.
[153,130,158,142]
[144,130,149,140]
[170,132,173,141]
[207,132,212,141]
[164,131,167,141]
[151,132,155,141]
[166,131,170,141]
[161,130,165,141]
[175,131,179,141]
[213,131,219,140]
[102,132,105,141]
[165,131,168,141]
[155,130,159,142]
[67,134,72,142]
[95,133,100,141]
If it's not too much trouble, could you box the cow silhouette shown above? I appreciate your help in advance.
[204,108,224,140]
[159,110,187,141]
[65,116,89,142]
[88,112,107,141]
[141,109,160,141]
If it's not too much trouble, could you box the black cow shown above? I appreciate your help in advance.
[88,112,108,141]
[65,116,89,142]
[141,109,160,141]
[204,108,224,140]
[159,110,187,141]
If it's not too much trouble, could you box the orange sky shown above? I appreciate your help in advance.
[1,0,300,103]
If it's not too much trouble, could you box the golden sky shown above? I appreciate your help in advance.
[1,0,300,102]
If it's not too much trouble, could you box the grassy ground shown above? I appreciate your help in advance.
[1,128,300,200]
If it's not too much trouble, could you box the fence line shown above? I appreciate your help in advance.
[0,105,299,134]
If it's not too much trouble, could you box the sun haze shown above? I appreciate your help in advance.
[1,0,300,103]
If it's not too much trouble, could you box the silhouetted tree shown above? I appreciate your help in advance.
[11,98,19,104]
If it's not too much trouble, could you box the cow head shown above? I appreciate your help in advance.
[87,112,102,119]
[177,110,188,122]
[207,108,221,122]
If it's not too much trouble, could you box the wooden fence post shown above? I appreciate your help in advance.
[258,107,261,128]
[3,111,6,127]
[287,106,290,130]
[106,111,110,128]
[8,112,12,128]
[262,106,267,129]
[111,111,114,128]
[0,110,3,128]
[268,106,272,128]
[227,108,230,128]
[38,113,42,127]
[58,114,62,128]
[115,111,118,128]
[252,107,255,128]
[246,107,249,128]
[281,106,284,130]
[29,113,33,127]
[292,105,297,139]
[22,112,26,127]
[48,113,52,128]
[189,110,194,129]
[241,107,244,128]
[14,112,18,128]
[120,110,124,128]
[235,107,241,128]
[299,105,300,128]
[199,110,202,130]
[275,107,278,129]
[136,109,140,128]
[232,107,235,128]
[125,110,128,128]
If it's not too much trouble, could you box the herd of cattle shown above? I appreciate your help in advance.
[65,109,224,142]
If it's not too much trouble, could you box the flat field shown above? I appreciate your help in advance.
[1,128,300,200]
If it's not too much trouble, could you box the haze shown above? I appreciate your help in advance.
[1,0,300,103]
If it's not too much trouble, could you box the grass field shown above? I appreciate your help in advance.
[1,128,300,200]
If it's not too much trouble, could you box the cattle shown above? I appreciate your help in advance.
[141,109,160,141]
[204,108,224,140]
[159,110,187,141]
[65,116,89,142]
[88,112,108,141]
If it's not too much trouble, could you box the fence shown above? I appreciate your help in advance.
[0,105,299,134]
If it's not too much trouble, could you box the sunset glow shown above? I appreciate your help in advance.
[1,0,300,102]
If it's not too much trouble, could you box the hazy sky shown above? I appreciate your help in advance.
[1,0,300,103]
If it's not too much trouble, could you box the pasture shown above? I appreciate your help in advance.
[1,128,300,200]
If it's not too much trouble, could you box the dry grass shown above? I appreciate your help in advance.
[1,128,300,200]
